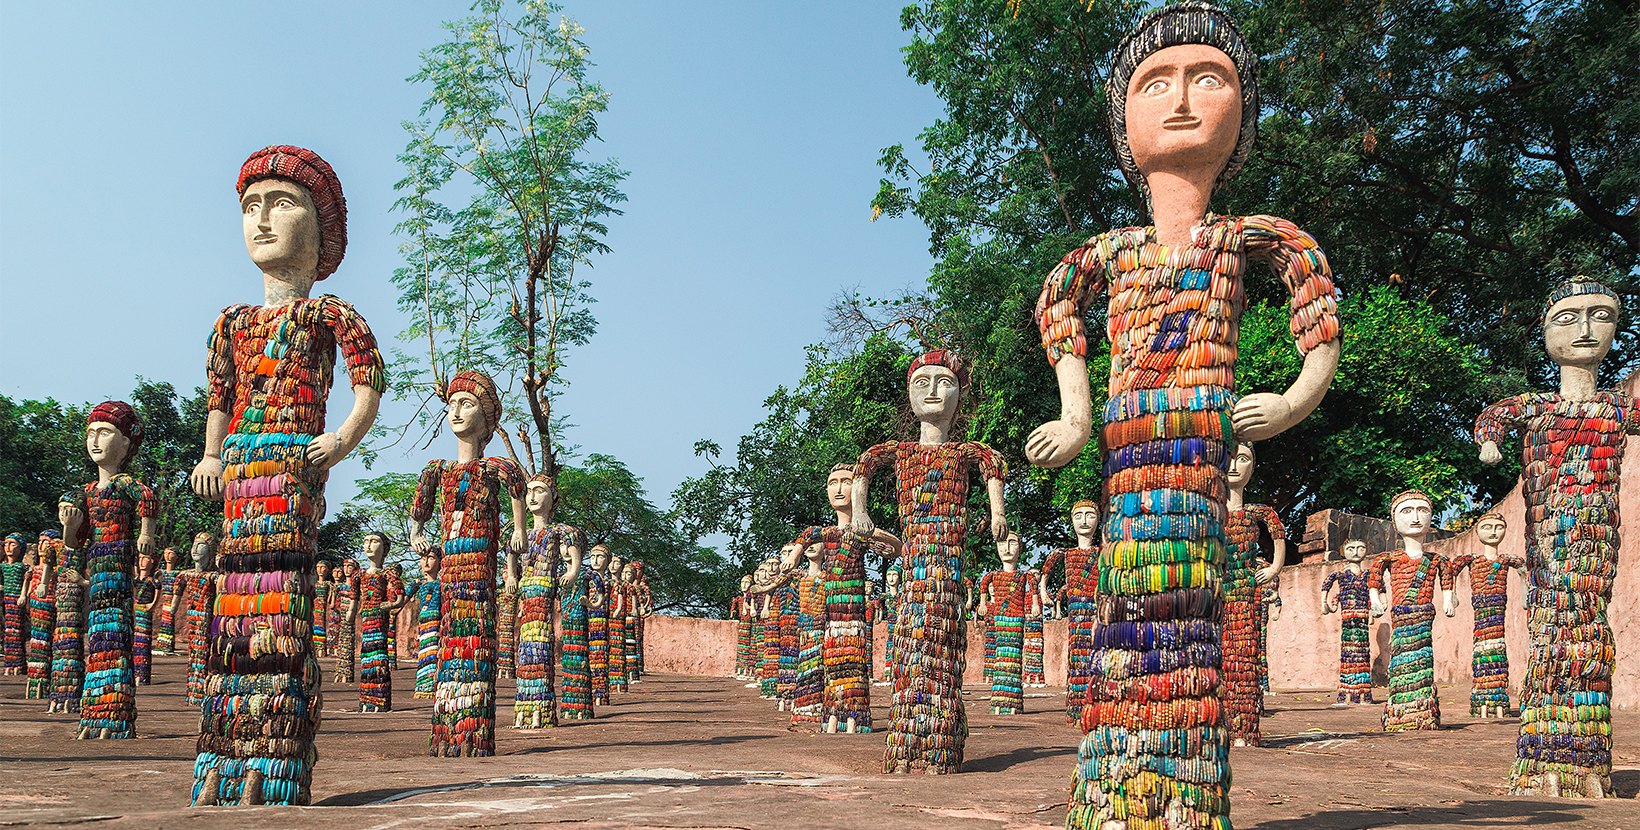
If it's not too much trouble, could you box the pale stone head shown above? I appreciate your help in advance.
[241,177,321,280]
[885,568,902,588]
[590,545,611,573]
[341,557,359,577]
[621,561,636,581]
[1340,539,1368,563]
[447,391,490,442]
[740,574,753,592]
[609,554,625,578]
[1544,290,1619,370]
[997,532,1022,565]
[163,547,180,568]
[1125,44,1242,187]
[420,548,440,579]
[826,464,854,512]
[1390,491,1433,540]
[526,476,556,518]
[1226,442,1255,489]
[364,533,390,568]
[1475,513,1507,547]
[778,543,801,571]
[316,559,331,579]
[86,421,133,473]
[1070,500,1100,538]
[192,533,217,572]
[909,364,960,428]
[136,548,155,577]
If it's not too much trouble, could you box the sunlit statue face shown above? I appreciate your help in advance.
[163,547,179,568]
[1544,293,1619,369]
[1476,515,1507,546]
[526,480,554,516]
[1070,504,1100,538]
[778,544,800,571]
[136,549,155,577]
[997,533,1021,566]
[241,178,321,275]
[342,558,358,577]
[826,468,854,511]
[740,574,753,592]
[1226,443,1255,489]
[886,569,901,589]
[193,540,216,572]
[86,422,132,472]
[4,538,21,562]
[447,391,489,441]
[908,365,960,426]
[621,563,636,581]
[364,535,387,567]
[1340,540,1368,563]
[1125,43,1242,183]
[1392,497,1432,540]
[421,551,440,579]
[609,555,625,578]
[589,547,610,573]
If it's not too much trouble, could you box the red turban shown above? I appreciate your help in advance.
[906,349,969,389]
[88,400,144,467]
[237,146,348,280]
[447,371,502,436]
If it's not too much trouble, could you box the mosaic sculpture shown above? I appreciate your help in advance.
[173,534,218,707]
[1023,564,1046,688]
[1450,513,1522,718]
[1368,491,1456,732]
[332,558,360,684]
[1,533,26,675]
[620,559,644,683]
[27,532,62,699]
[630,560,651,679]
[582,544,610,710]
[791,541,828,725]
[133,548,158,686]
[1221,442,1286,746]
[1320,540,1374,704]
[751,554,786,702]
[878,565,901,687]
[312,560,332,657]
[733,574,755,679]
[977,532,1037,715]
[412,548,442,698]
[1038,500,1100,722]
[154,547,182,654]
[1476,276,1637,798]
[410,370,527,757]
[497,558,519,681]
[49,532,86,715]
[189,145,385,806]
[853,350,1008,774]
[385,563,404,666]
[355,534,405,712]
[605,553,629,693]
[514,474,584,728]
[1027,4,1342,824]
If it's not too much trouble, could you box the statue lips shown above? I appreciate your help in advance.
[1162,116,1201,130]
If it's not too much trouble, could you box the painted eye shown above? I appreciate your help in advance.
[243,201,258,215]
[1593,308,1615,321]
[1143,78,1168,95]
[1196,74,1224,89]
[1553,312,1578,325]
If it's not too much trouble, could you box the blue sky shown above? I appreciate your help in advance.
[0,1,944,518]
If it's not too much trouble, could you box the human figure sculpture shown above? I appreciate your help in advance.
[1038,500,1100,722]
[1450,513,1523,718]
[26,532,62,699]
[1027,4,1341,823]
[750,545,804,712]
[312,560,333,657]
[582,544,610,710]
[630,560,652,680]
[352,534,405,712]
[1321,539,1374,704]
[410,370,527,758]
[1368,491,1457,731]
[332,557,360,684]
[790,541,828,724]
[132,549,158,686]
[498,556,519,681]
[1222,442,1286,746]
[385,562,405,666]
[877,565,902,687]
[1,533,26,675]
[513,474,584,728]
[49,516,94,716]
[977,532,1038,715]
[189,145,385,806]
[752,556,782,700]
[1476,275,1638,798]
[410,548,442,699]
[154,546,182,654]
[733,574,755,679]
[789,463,903,733]
[619,559,644,683]
[852,350,1008,774]
[606,553,630,693]
[173,534,218,707]
[1023,562,1046,688]
[1258,568,1281,700]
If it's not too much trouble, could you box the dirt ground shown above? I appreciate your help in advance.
[3,655,1640,829]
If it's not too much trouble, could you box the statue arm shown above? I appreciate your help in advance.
[850,444,892,536]
[1475,395,1531,465]
[192,310,237,500]
[1028,239,1107,468]
[1255,506,1287,584]
[408,461,443,554]
[1235,217,1342,441]
[1439,555,1459,616]
[310,300,387,471]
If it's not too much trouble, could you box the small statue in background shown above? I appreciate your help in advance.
[1369,490,1457,731]
[733,574,755,680]
[332,557,360,684]
[1450,513,1522,718]
[1038,500,1100,722]
[584,545,611,708]
[1321,539,1374,704]
[607,553,630,693]
[1222,441,1286,747]
[154,546,182,654]
[877,565,902,688]
[132,549,159,686]
[411,548,442,699]
[312,560,333,657]
[513,474,584,728]
[497,555,519,681]
[173,533,218,706]
[1,533,26,675]
[26,531,61,698]
[354,534,405,712]
[790,541,828,725]
[977,532,1037,715]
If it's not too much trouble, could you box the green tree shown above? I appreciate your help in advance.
[125,380,217,554]
[339,472,425,569]
[0,396,86,540]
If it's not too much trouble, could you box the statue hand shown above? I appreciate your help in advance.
[58,503,82,538]
[505,578,518,596]
[851,514,876,538]
[991,513,1009,542]
[305,433,344,471]
[136,533,156,558]
[509,529,526,556]
[1268,602,1281,622]
[1232,393,1294,442]
[410,534,433,556]
[1478,440,1502,465]
[1370,596,1386,617]
[191,456,225,500]
[1442,591,1458,617]
[1255,565,1277,585]
[1026,418,1089,469]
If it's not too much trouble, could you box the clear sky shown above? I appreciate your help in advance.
[0,1,944,517]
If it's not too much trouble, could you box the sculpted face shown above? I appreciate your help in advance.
[163,547,179,568]
[589,546,610,573]
[1125,44,1242,183]
[193,540,216,572]
[421,551,440,579]
[316,560,331,580]
[136,550,155,578]
[609,555,625,578]
[886,569,901,588]
[342,558,358,577]
[1476,515,1507,546]
[86,422,132,471]
[908,365,960,426]
[778,544,800,571]
[997,534,1021,566]
[4,538,21,561]
[740,574,753,592]
[526,480,554,516]
[1226,443,1255,489]
[364,535,387,567]
[826,468,854,511]
[241,178,321,274]
[447,391,488,441]
[1340,540,1368,563]
[1392,497,1433,540]
[1071,504,1100,538]
[1544,294,1619,368]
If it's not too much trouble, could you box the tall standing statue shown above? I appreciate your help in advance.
[852,350,1008,774]
[1320,540,1374,704]
[585,544,612,707]
[353,534,405,712]
[733,574,755,679]
[411,548,442,699]
[1476,275,1638,798]
[133,549,159,686]
[331,558,360,682]
[49,526,87,715]
[1038,500,1100,723]
[977,532,1037,715]
[630,560,652,679]
[790,541,828,725]
[513,474,584,729]
[1449,513,1523,718]
[620,559,645,683]
[58,401,158,738]
[1026,3,1341,824]
[607,553,630,693]
[790,463,902,734]
[155,546,182,654]
[878,565,902,687]
[1221,442,1286,746]
[1368,491,1456,732]
[1023,563,1046,688]
[27,532,63,699]
[410,370,527,757]
[1,533,26,675]
[312,560,333,657]
[188,146,385,806]
[173,534,218,706]
[497,555,519,681]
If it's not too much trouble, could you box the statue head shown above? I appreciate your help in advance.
[86,401,143,474]
[316,559,331,580]
[420,548,441,579]
[387,563,403,580]
[1069,500,1100,541]
[621,561,637,581]
[885,566,902,589]
[589,544,611,573]
[1108,2,1258,212]
[363,533,391,568]
[136,547,155,578]
[1543,276,1620,370]
[162,546,180,569]
[825,463,855,512]
[191,532,218,572]
[237,146,346,281]
[609,553,626,580]
[1475,512,1507,547]
[341,557,359,577]
[1339,539,1368,564]
[445,371,501,445]
[777,543,801,572]
[1389,490,1433,541]
[525,474,557,519]
[997,531,1022,566]
[1226,442,1255,489]
[36,532,59,568]
[740,574,754,592]
[907,350,966,431]
[3,533,23,562]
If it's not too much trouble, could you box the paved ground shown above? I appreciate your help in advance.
[3,655,1640,829]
